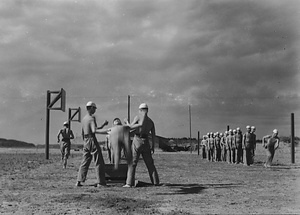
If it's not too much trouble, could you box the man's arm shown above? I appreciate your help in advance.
[275,138,280,150]
[57,130,61,143]
[70,130,74,140]
[262,135,270,148]
[95,120,109,135]
[253,134,256,150]
[97,120,109,129]
[150,124,156,153]
[125,115,143,130]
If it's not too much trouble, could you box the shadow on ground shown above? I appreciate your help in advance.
[153,182,244,195]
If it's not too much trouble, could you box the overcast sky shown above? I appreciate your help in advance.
[0,0,299,145]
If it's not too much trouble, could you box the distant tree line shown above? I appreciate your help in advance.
[0,138,35,148]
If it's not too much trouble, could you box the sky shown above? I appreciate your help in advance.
[0,0,300,145]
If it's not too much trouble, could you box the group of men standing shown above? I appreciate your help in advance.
[201,125,257,166]
[73,101,159,188]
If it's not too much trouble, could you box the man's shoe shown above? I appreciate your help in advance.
[122,184,132,188]
[96,183,107,188]
[75,182,83,187]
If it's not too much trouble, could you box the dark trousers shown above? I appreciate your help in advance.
[245,147,253,166]
[236,147,243,164]
[222,148,227,162]
[126,136,159,186]
[208,148,214,161]
[231,148,236,163]
[227,148,232,163]
[216,147,221,161]
[202,147,207,159]
[77,137,106,185]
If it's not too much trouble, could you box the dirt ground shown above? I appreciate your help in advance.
[0,144,300,215]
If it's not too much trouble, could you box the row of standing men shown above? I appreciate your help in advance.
[201,126,256,166]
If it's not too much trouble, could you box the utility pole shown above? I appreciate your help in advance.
[197,131,200,156]
[128,95,130,123]
[189,105,192,153]
[291,113,295,163]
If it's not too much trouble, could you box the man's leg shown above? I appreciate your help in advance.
[63,142,71,168]
[236,147,242,164]
[232,149,236,163]
[246,148,252,166]
[266,149,275,167]
[227,149,231,163]
[77,147,92,183]
[141,144,159,185]
[125,137,142,187]
[93,142,106,185]
[63,145,67,168]
[241,148,244,163]
[60,143,65,161]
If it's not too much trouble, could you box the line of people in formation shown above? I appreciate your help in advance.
[200,125,257,166]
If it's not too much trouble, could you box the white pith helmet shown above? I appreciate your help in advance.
[86,101,97,109]
[139,103,148,109]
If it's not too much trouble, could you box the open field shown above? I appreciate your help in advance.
[0,144,300,215]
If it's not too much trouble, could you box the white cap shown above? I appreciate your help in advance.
[246,125,251,129]
[237,127,240,130]
[273,129,278,134]
[86,101,97,108]
[251,126,256,129]
[63,121,69,126]
[139,103,148,109]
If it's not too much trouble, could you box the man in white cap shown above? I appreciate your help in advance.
[76,101,109,187]
[221,131,228,162]
[123,103,159,187]
[250,126,257,161]
[200,135,207,159]
[214,132,222,161]
[262,129,280,168]
[226,129,234,164]
[57,121,74,169]
[243,125,255,166]
[235,127,243,164]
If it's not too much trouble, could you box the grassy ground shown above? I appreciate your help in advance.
[0,144,299,214]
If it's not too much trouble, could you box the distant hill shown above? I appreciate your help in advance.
[0,138,35,148]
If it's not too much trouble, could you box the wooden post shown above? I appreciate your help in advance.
[291,113,295,163]
[68,108,72,130]
[127,95,131,149]
[189,105,192,153]
[128,95,130,123]
[198,131,200,156]
[45,88,66,160]
[45,90,50,160]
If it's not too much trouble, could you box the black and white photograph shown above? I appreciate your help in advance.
[0,0,299,214]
